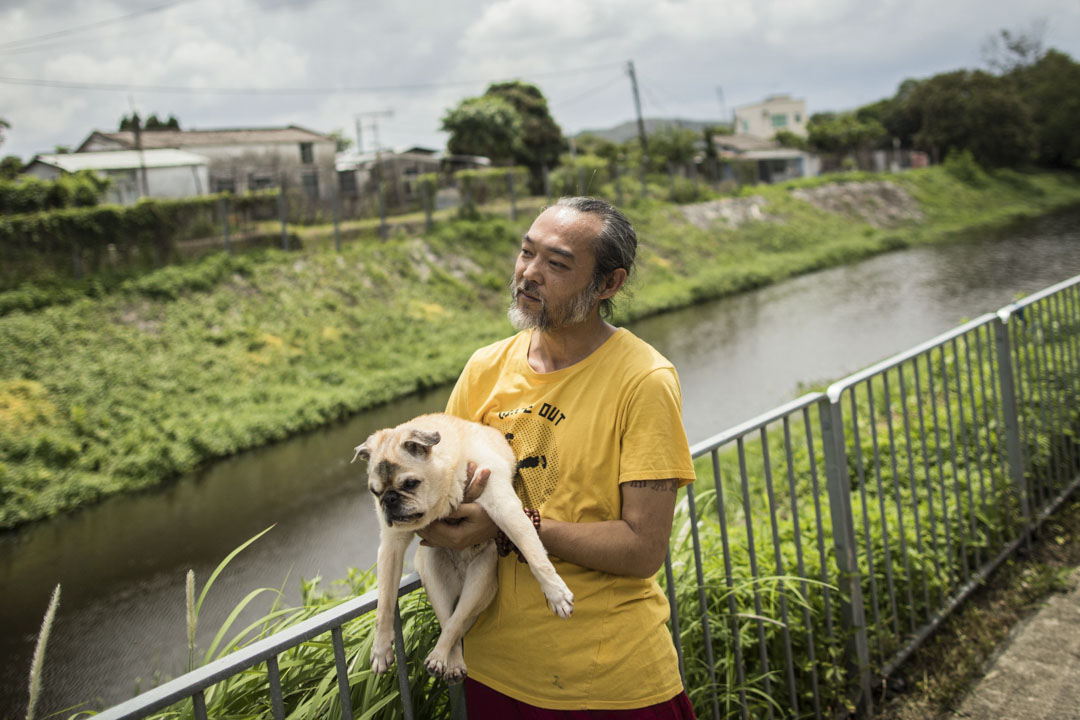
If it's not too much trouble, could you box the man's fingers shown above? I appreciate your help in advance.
[462,468,491,503]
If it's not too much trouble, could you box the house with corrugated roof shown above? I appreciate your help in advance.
[23,149,210,205]
[76,125,336,200]
[712,133,820,183]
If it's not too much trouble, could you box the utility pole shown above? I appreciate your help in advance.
[626,60,648,197]
[354,109,393,154]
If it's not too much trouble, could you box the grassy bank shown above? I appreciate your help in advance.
[2,165,1079,529]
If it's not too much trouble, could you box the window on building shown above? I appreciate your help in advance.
[301,171,319,198]
[248,172,275,191]
[210,176,236,194]
[740,119,749,132]
[338,170,357,195]
[795,113,802,123]
[299,142,314,164]
[771,114,788,128]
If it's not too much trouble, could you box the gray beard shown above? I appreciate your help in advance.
[508,279,600,331]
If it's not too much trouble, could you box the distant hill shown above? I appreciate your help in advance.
[574,118,729,144]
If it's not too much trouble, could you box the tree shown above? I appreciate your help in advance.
[441,95,523,164]
[120,112,180,131]
[0,155,22,179]
[1010,49,1080,167]
[571,133,616,161]
[0,117,9,149]
[641,127,699,171]
[484,81,565,190]
[327,129,354,153]
[982,20,1047,74]
[806,112,886,154]
[772,130,809,151]
[904,70,1033,166]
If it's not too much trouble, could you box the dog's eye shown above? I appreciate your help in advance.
[402,478,421,492]
[369,486,381,496]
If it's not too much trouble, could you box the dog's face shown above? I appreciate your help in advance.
[353,426,444,529]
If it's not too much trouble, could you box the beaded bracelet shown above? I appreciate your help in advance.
[495,508,541,563]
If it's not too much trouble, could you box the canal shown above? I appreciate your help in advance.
[2,210,1079,715]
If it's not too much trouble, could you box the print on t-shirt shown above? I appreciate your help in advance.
[494,403,567,509]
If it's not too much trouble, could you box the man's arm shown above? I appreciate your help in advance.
[417,478,679,579]
[537,479,678,578]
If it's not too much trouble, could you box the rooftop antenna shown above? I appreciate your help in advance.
[715,86,727,123]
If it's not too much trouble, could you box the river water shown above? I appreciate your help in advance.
[2,210,1079,715]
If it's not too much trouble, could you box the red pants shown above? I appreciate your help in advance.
[464,678,698,719]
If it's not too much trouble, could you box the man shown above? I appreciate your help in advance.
[419,196,697,718]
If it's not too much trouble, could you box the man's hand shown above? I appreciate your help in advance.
[417,462,496,550]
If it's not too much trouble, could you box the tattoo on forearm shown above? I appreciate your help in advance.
[625,479,679,492]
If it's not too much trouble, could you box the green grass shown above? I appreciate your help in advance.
[2,167,1080,529]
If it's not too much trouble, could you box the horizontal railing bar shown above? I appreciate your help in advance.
[689,392,824,457]
[826,313,998,402]
[94,573,423,720]
[999,274,1080,320]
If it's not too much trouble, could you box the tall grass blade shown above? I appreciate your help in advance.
[195,524,274,616]
[26,583,60,720]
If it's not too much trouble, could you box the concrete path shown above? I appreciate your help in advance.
[951,568,1080,719]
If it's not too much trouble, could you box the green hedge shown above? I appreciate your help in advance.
[0,191,277,290]
[0,171,110,213]
[455,167,530,216]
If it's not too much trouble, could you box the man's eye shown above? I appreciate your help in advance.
[520,249,533,258]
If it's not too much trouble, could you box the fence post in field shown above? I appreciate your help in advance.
[614,163,623,207]
[668,163,677,201]
[818,396,874,715]
[332,189,342,253]
[220,196,231,255]
[423,183,433,232]
[507,170,517,221]
[377,170,388,240]
[639,161,647,199]
[577,167,586,195]
[278,182,289,251]
[543,165,551,203]
[994,311,1030,525]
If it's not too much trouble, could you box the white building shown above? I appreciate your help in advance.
[734,94,808,139]
[23,149,210,205]
[76,125,336,200]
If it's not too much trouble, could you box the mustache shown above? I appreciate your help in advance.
[511,279,544,304]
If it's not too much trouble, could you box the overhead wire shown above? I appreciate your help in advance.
[0,61,627,96]
[0,0,199,52]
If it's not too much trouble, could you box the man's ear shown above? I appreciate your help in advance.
[351,440,371,463]
[598,267,628,301]
[403,429,441,457]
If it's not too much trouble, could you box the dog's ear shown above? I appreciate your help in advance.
[403,429,440,457]
[352,440,372,464]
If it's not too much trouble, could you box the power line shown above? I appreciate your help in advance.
[0,61,626,96]
[0,0,198,52]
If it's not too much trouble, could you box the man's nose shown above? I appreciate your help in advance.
[520,257,542,284]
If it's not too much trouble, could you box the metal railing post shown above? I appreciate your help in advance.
[994,310,1030,526]
[818,396,873,715]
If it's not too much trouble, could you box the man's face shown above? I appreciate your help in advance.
[508,206,603,332]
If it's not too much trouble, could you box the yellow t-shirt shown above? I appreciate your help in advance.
[445,328,696,710]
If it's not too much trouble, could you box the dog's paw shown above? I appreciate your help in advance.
[370,641,395,675]
[424,650,468,684]
[545,581,574,619]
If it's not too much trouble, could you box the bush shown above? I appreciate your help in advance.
[0,171,109,214]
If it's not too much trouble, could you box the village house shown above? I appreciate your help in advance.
[335,146,490,209]
[75,125,336,200]
[22,149,210,205]
[733,94,808,139]
[713,133,820,184]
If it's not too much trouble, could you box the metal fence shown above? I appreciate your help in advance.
[93,275,1080,720]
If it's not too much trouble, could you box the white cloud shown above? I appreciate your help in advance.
[2,0,1080,160]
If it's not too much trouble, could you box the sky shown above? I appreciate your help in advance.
[1,0,1079,162]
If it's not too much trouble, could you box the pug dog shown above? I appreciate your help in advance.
[354,412,574,684]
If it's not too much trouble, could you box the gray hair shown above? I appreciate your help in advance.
[554,196,637,319]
